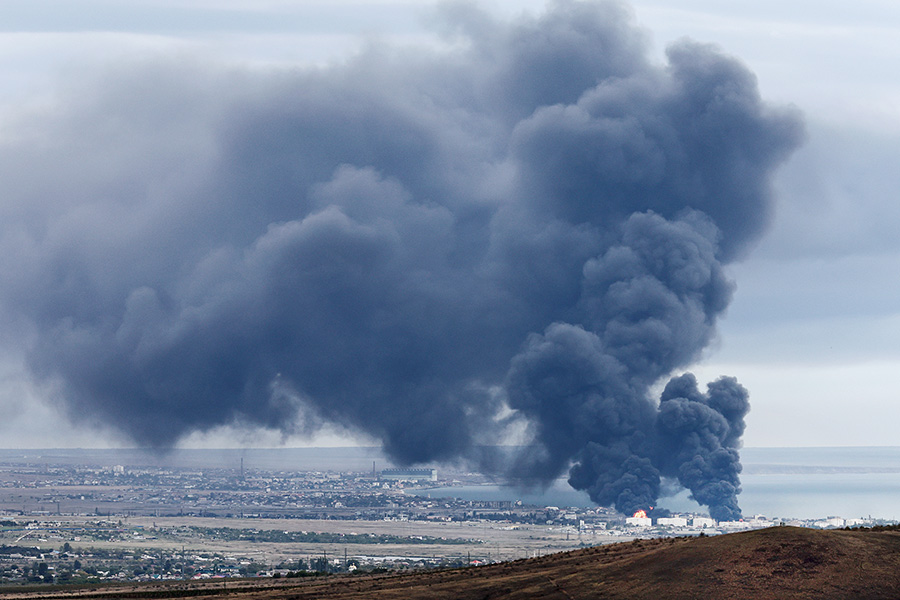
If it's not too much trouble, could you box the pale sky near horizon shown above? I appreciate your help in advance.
[0,0,897,449]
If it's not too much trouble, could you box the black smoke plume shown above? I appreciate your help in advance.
[0,1,802,518]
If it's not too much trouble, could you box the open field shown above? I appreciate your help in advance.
[2,514,620,564]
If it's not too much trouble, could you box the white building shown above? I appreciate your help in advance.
[625,516,652,527]
[657,517,688,527]
[718,520,751,530]
[746,515,774,528]
[691,517,716,528]
[813,517,845,528]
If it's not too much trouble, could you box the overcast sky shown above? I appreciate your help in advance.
[0,0,897,449]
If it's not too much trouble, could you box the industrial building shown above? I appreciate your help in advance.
[656,516,688,527]
[624,515,652,527]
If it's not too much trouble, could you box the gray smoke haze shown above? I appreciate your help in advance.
[0,1,802,518]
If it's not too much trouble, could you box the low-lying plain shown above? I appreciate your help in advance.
[2,526,900,599]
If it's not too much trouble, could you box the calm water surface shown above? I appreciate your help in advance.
[424,447,900,520]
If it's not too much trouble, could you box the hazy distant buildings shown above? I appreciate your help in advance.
[813,517,845,528]
[657,516,688,527]
[380,468,437,482]
[718,520,752,530]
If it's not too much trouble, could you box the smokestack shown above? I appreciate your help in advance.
[0,1,803,518]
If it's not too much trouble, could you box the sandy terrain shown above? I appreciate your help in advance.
[3,514,626,563]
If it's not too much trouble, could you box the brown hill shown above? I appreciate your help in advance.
[4,526,900,599]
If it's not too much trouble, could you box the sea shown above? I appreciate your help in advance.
[1,446,898,521]
[426,447,900,521]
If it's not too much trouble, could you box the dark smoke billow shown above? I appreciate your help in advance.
[0,1,802,519]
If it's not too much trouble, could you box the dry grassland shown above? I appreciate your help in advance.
[5,515,619,563]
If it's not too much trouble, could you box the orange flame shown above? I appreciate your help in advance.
[632,509,648,519]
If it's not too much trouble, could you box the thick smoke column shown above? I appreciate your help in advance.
[657,374,750,521]
[0,1,802,518]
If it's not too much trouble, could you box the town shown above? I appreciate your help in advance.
[0,451,892,585]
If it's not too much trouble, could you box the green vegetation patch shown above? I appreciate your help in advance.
[183,526,477,545]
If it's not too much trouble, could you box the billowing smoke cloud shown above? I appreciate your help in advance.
[0,1,802,518]
[656,374,750,521]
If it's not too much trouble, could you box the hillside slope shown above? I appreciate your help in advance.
[3,526,900,599]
